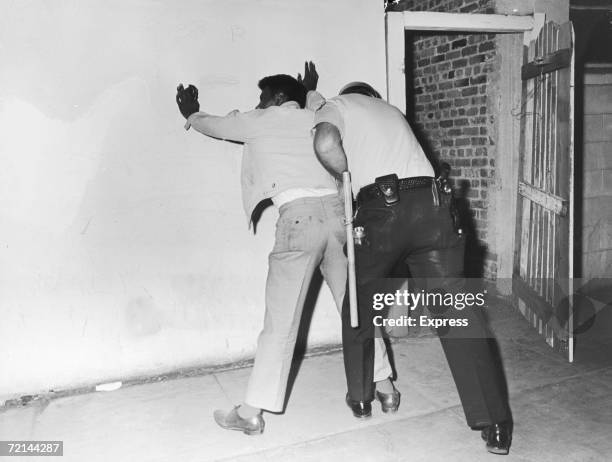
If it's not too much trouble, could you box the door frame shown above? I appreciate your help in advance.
[385,11,544,292]
[385,11,541,113]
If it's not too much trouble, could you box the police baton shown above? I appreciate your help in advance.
[342,171,359,328]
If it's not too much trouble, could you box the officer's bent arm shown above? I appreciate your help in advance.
[313,122,348,179]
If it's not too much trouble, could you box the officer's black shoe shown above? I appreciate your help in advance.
[345,393,372,419]
[481,422,512,455]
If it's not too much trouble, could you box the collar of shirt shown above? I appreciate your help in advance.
[279,101,300,109]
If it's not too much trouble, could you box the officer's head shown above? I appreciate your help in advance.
[256,74,307,109]
[339,81,381,99]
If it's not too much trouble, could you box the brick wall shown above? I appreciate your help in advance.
[388,0,500,278]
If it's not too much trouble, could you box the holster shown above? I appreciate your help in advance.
[436,163,462,235]
[375,174,400,206]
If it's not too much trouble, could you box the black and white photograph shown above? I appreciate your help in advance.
[1,0,611,461]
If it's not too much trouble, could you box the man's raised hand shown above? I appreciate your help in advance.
[176,83,200,119]
[297,61,318,92]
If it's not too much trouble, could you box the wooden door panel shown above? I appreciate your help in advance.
[513,20,575,361]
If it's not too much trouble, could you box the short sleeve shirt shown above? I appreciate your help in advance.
[314,94,434,195]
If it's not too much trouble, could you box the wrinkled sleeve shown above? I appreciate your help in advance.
[313,99,345,139]
[306,90,326,111]
[186,109,261,142]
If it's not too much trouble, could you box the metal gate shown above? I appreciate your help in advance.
[513,20,575,362]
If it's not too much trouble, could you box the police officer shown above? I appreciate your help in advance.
[312,82,513,455]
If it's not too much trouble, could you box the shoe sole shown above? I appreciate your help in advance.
[375,396,400,413]
[482,430,511,454]
[486,446,509,455]
[381,406,399,413]
[216,424,264,436]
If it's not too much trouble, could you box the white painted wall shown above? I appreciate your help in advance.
[0,0,385,399]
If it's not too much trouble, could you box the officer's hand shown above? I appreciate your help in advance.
[176,83,200,119]
[297,61,318,92]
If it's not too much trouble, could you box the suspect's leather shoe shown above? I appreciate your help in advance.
[213,406,265,435]
[375,387,401,413]
[481,422,512,455]
[345,393,372,419]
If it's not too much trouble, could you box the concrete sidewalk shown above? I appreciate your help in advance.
[1,298,611,462]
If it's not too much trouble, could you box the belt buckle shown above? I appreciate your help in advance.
[375,174,399,206]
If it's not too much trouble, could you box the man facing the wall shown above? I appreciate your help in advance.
[175,74,395,435]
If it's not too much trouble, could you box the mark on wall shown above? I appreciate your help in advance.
[125,296,162,337]
[80,217,93,235]
[200,75,241,87]
[231,25,245,42]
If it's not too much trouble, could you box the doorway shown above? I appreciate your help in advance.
[386,11,578,361]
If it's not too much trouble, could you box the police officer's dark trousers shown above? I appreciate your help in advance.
[341,181,511,428]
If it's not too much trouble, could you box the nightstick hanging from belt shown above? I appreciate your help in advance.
[342,171,359,328]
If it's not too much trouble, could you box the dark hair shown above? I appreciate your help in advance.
[258,74,307,108]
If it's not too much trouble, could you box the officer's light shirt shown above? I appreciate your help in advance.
[314,94,434,196]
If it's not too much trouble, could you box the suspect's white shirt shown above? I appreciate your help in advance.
[272,187,338,208]
[273,89,337,207]
[186,102,337,222]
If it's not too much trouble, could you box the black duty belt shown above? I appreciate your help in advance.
[357,176,433,205]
